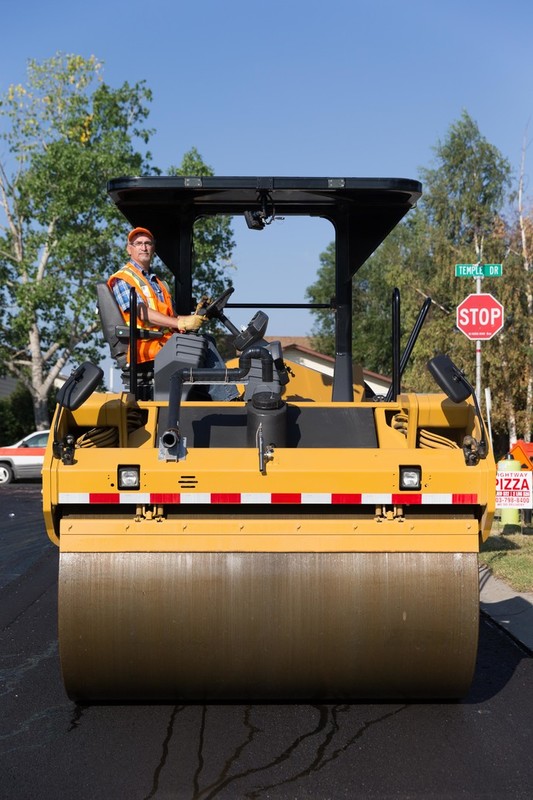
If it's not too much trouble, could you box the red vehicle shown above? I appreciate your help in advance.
[0,430,50,485]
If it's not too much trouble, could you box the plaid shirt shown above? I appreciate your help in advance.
[111,260,174,313]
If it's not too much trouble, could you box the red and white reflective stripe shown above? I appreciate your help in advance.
[58,492,478,505]
[0,448,45,456]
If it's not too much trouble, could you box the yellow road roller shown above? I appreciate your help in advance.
[42,177,495,701]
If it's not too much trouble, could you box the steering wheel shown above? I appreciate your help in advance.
[201,287,234,319]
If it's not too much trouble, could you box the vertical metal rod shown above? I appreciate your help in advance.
[332,214,354,402]
[475,274,482,401]
[385,296,431,402]
[391,288,401,400]
[129,287,138,399]
[399,298,431,375]
[485,387,494,452]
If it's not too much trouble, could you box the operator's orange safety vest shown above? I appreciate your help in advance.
[108,262,174,364]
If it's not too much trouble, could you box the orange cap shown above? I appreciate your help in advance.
[128,227,154,243]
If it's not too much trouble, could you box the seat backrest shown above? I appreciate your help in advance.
[96,282,129,369]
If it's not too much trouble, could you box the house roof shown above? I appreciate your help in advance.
[266,337,390,385]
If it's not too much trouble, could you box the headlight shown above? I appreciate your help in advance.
[399,466,421,491]
[118,465,140,490]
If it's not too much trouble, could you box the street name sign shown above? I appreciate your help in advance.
[455,263,503,277]
[456,293,504,340]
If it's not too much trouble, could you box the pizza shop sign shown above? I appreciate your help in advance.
[496,471,533,509]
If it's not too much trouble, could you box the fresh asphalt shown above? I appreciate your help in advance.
[2,483,533,800]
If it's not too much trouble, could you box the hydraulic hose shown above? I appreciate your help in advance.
[165,346,274,435]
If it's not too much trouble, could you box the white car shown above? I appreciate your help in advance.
[0,430,50,485]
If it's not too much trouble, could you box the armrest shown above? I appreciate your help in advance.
[115,325,164,340]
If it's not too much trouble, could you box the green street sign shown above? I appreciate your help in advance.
[455,263,503,277]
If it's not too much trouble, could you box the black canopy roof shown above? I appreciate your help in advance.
[107,176,422,400]
[108,175,421,280]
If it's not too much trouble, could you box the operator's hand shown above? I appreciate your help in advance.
[178,313,205,333]
[195,294,210,316]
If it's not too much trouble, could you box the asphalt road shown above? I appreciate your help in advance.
[1,484,533,800]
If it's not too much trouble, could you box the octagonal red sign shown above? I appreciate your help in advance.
[456,293,504,340]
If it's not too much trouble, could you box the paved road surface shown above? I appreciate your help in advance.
[1,485,533,800]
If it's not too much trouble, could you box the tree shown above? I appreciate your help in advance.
[168,147,235,300]
[306,198,443,378]
[306,240,404,375]
[306,111,533,451]
[0,54,154,429]
[305,242,335,355]
[413,112,533,450]
[503,133,533,444]
[0,383,56,445]
[420,110,511,262]
[405,110,512,397]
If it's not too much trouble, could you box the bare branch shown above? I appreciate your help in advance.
[0,160,24,264]
[517,127,533,441]
[36,218,57,281]
[414,287,451,314]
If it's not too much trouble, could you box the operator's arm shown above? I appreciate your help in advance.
[140,304,203,332]
[111,278,203,333]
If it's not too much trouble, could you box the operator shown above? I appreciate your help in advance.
[108,227,238,400]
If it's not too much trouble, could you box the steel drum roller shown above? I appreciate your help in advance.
[59,551,479,701]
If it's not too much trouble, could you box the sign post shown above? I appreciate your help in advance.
[455,264,503,400]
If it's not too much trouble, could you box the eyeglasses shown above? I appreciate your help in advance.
[130,240,154,248]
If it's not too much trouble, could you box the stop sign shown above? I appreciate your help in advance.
[456,293,504,340]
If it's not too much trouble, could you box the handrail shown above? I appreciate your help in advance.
[129,287,138,398]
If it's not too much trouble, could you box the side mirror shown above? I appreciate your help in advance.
[56,362,103,411]
[427,354,488,463]
[427,354,472,403]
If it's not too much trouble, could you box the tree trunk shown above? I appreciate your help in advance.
[518,134,533,442]
[507,404,517,450]
[33,395,50,430]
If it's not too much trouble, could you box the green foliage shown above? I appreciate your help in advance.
[307,110,532,445]
[305,242,335,354]
[0,56,237,429]
[420,110,511,252]
[0,53,154,427]
[306,239,404,374]
[307,207,448,377]
[167,147,235,299]
[0,383,55,444]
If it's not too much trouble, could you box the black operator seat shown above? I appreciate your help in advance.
[96,281,159,385]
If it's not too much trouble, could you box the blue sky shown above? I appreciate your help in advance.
[2,0,533,341]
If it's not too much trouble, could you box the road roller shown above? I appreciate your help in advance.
[42,176,495,701]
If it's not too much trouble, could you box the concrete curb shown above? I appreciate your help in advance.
[479,565,533,651]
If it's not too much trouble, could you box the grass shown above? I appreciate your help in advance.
[479,518,533,593]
